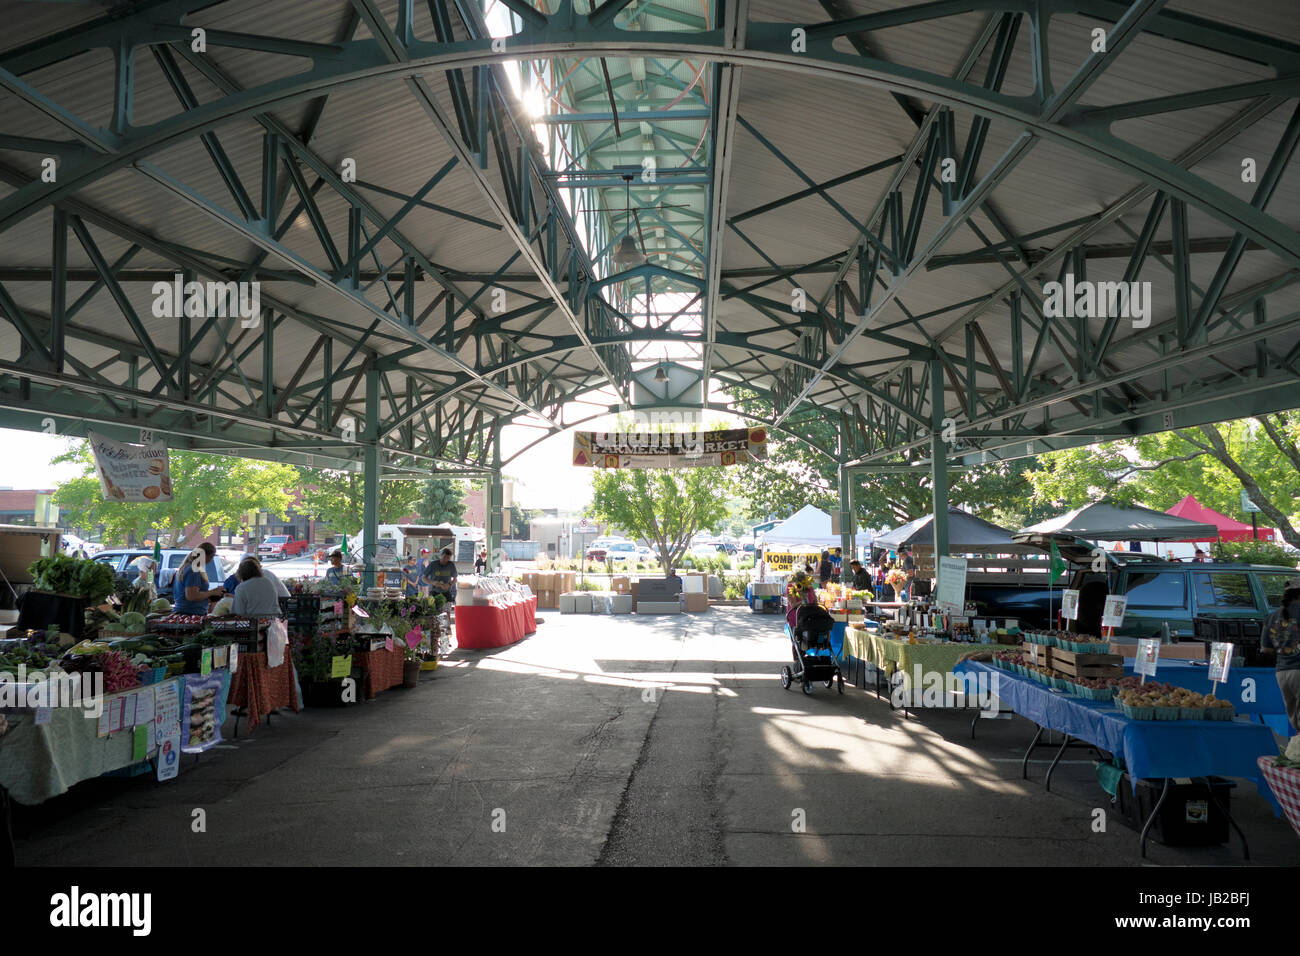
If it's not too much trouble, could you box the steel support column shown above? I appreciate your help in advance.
[487,425,503,575]
[837,425,854,564]
[929,358,950,595]
[362,363,380,591]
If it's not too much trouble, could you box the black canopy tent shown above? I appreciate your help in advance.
[875,508,1033,553]
[1014,500,1220,547]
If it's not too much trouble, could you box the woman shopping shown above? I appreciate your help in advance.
[173,542,224,614]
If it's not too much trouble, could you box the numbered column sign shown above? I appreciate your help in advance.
[1208,642,1234,684]
[1060,589,1080,621]
[1101,595,1128,628]
[1135,638,1160,677]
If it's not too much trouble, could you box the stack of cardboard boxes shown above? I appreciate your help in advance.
[681,572,709,613]
[520,570,576,610]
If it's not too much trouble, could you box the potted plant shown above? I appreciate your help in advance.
[402,642,422,688]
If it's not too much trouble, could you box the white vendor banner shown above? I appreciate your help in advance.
[88,430,173,502]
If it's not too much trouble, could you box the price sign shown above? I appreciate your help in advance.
[1101,595,1128,629]
[1060,589,1080,621]
[352,604,370,619]
[1135,638,1160,678]
[333,600,344,616]
[200,647,212,676]
[330,655,352,678]
[1208,642,1234,684]
[229,643,239,675]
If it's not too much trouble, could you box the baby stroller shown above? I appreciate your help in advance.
[781,602,844,695]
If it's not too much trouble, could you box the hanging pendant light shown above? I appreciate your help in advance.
[653,363,670,384]
[612,174,646,269]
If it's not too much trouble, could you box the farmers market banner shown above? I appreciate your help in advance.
[572,427,767,469]
[88,430,173,502]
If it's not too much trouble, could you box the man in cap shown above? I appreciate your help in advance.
[422,546,458,599]
[1262,577,1300,734]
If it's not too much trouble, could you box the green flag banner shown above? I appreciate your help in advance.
[1049,538,1067,584]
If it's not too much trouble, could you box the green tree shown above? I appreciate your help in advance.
[415,478,465,524]
[296,469,423,534]
[509,506,538,539]
[52,443,297,547]
[588,467,732,570]
[729,387,1053,531]
[1025,414,1300,548]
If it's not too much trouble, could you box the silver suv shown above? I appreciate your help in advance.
[92,549,228,590]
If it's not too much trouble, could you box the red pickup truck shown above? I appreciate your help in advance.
[258,535,310,560]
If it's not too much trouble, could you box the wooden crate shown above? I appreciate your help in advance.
[1023,643,1052,667]
[1051,647,1123,679]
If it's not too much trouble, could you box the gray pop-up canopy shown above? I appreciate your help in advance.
[1015,499,1219,543]
[874,507,1030,553]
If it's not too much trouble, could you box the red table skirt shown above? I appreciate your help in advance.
[228,652,300,731]
[454,597,537,649]
[352,645,405,698]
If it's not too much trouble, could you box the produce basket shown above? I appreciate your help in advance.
[1120,702,1154,720]
[1204,704,1235,720]
[1151,704,1179,721]
[1179,706,1206,720]
[137,665,167,685]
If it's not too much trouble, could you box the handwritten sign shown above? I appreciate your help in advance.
[330,655,353,678]
[1135,638,1160,678]
[1060,589,1080,621]
[1101,595,1128,629]
[404,626,423,649]
[385,637,394,652]
[352,605,370,619]
[200,647,212,676]
[229,643,239,675]
[132,723,149,762]
[333,600,344,616]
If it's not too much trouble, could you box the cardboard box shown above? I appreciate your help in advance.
[684,592,709,613]
[611,575,632,594]
[682,574,706,594]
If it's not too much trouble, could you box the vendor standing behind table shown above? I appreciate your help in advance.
[817,551,833,587]
[849,560,872,591]
[325,550,346,587]
[474,548,488,575]
[173,542,224,614]
[423,546,458,599]
[1261,577,1300,734]
[231,558,284,618]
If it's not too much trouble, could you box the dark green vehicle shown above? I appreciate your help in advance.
[1066,559,1297,642]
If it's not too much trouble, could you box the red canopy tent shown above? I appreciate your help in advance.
[1165,494,1276,542]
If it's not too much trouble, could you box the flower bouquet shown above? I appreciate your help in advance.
[885,568,909,593]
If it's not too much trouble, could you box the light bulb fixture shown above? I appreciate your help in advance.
[611,174,646,269]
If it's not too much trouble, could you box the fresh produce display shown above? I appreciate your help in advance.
[150,598,172,613]
[116,611,148,635]
[99,650,142,693]
[150,613,208,630]
[1117,685,1234,720]
[26,553,117,603]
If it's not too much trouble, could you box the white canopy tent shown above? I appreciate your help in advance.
[758,504,874,552]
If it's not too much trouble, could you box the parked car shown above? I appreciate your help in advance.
[1066,559,1298,644]
[92,549,229,591]
[606,542,639,564]
[258,535,310,560]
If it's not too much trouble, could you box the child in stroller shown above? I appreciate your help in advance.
[781,597,844,695]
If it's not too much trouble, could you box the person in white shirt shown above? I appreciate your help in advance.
[231,558,284,618]
[259,564,290,597]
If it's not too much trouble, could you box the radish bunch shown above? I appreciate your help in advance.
[100,650,142,693]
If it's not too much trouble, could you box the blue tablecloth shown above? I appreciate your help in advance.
[954,661,1280,797]
[1121,660,1294,736]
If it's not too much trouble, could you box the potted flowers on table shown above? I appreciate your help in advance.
[402,642,422,688]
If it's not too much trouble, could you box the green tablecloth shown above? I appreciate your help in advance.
[844,627,1018,690]
[0,670,230,805]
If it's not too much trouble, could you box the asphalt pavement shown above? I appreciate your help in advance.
[11,607,1298,866]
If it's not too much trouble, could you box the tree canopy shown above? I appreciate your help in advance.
[1025,414,1300,548]
[588,466,732,569]
[52,443,297,547]
[296,469,424,534]
[414,478,465,524]
[728,388,1055,532]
